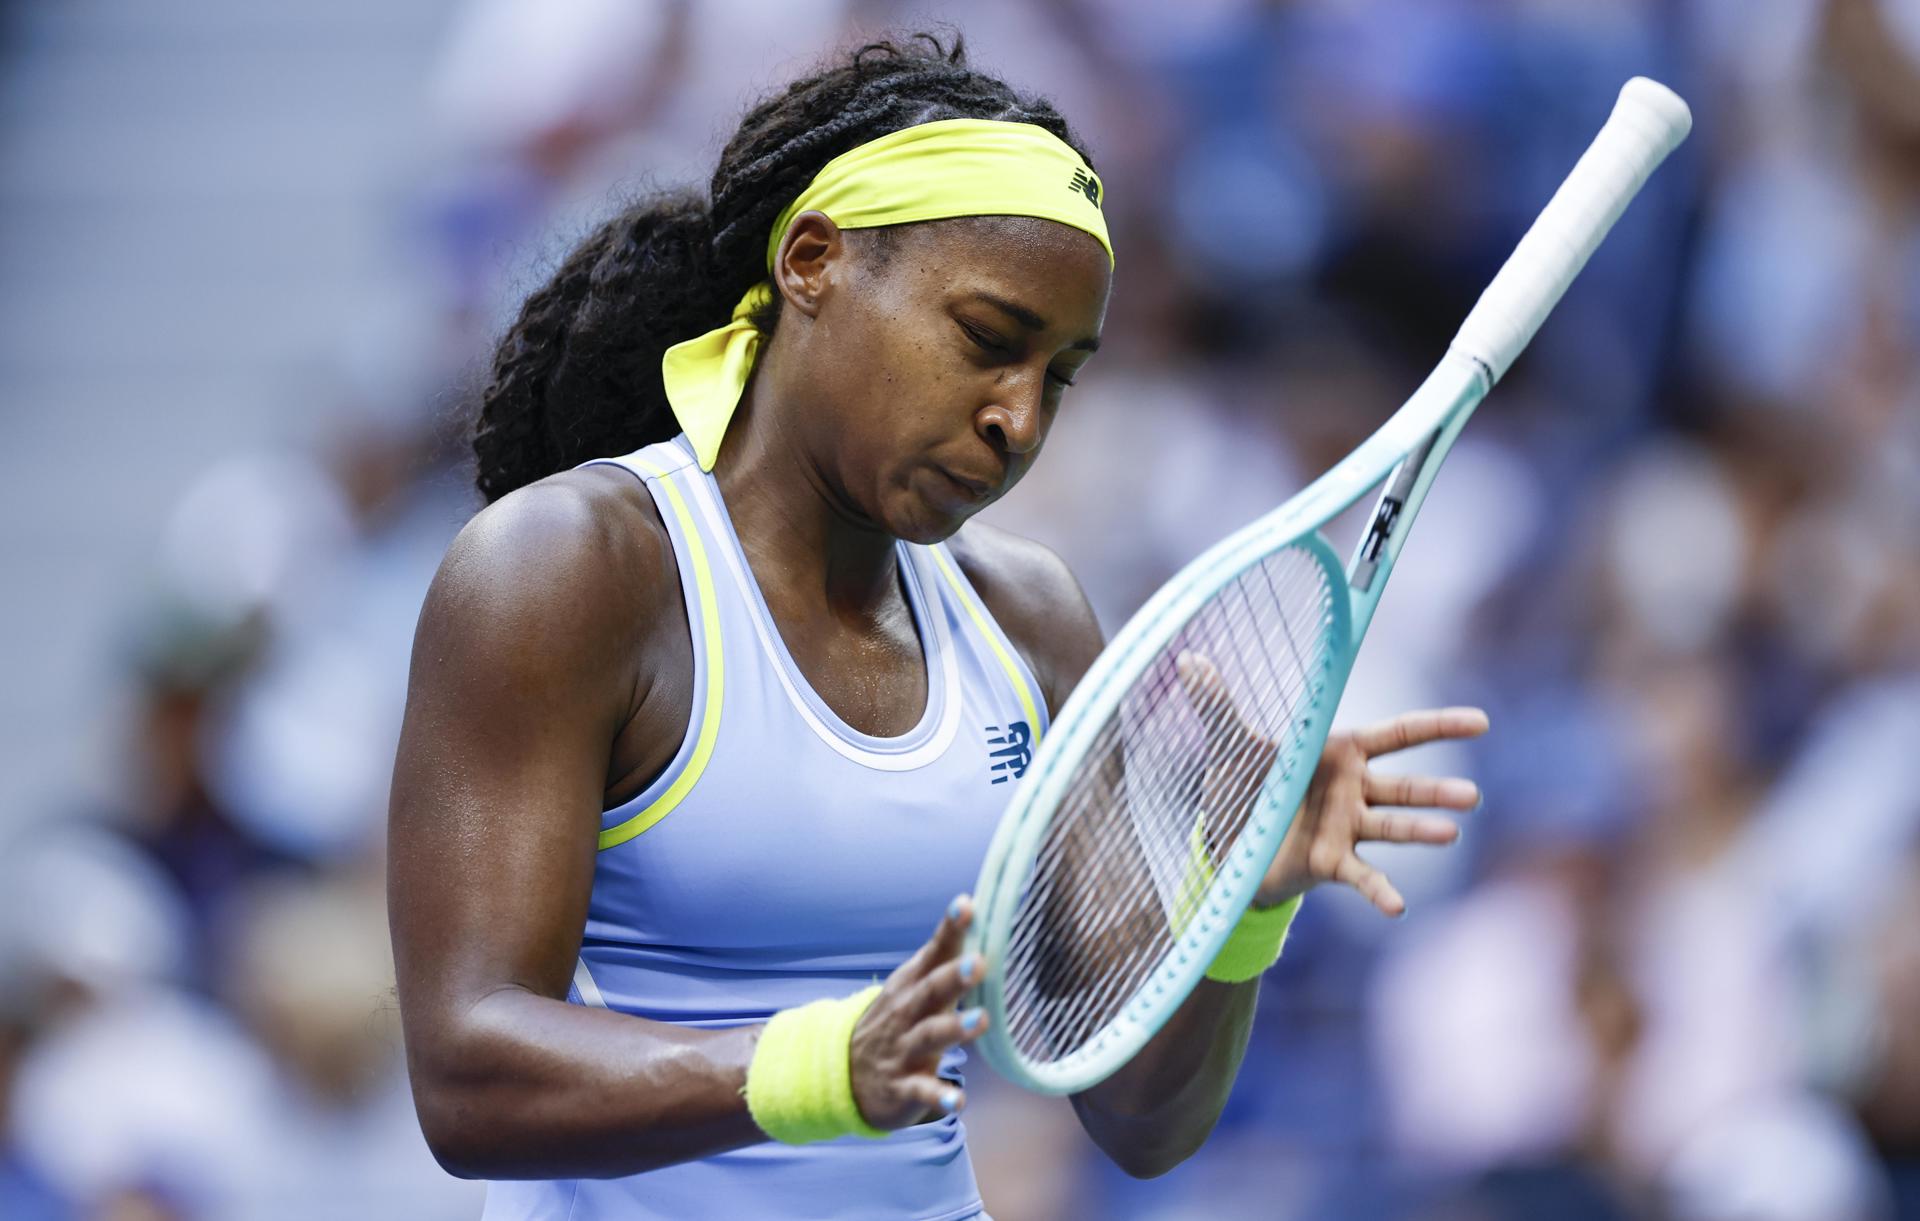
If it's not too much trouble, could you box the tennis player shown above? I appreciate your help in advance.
[389,35,1486,1220]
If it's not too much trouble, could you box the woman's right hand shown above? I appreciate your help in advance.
[848,895,990,1128]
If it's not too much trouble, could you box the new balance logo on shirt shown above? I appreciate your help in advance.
[986,721,1033,783]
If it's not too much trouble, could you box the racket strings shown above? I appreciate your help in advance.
[1006,608,1314,1052]
[997,544,1338,1063]
[1001,581,1320,1058]
[1000,578,1314,1022]
[999,558,1323,981]
[1008,552,1323,913]
[1003,553,1324,956]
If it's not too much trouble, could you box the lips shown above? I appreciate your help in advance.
[922,464,997,515]
[939,467,994,498]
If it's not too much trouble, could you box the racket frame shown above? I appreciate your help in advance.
[968,352,1490,1094]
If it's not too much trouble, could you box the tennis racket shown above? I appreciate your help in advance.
[963,77,1692,1096]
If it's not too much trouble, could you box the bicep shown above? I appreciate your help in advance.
[388,488,647,1043]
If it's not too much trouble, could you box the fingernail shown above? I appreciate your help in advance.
[961,1007,983,1033]
[940,1089,960,1113]
[959,954,978,983]
[947,895,967,921]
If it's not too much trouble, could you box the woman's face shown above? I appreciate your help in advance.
[775,213,1112,544]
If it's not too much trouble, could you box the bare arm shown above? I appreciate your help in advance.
[389,473,771,1178]
[390,474,986,1179]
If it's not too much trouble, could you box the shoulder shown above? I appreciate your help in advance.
[436,464,672,613]
[944,521,1104,717]
[418,464,678,689]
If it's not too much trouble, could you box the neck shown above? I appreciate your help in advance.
[710,354,899,619]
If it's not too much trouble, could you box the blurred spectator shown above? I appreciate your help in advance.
[5,866,479,1219]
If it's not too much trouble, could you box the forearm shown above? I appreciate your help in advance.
[408,985,765,1179]
[1069,976,1260,1178]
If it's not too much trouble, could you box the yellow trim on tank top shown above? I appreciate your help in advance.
[600,459,725,850]
[929,545,1042,743]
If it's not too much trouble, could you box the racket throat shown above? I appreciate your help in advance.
[1350,431,1439,593]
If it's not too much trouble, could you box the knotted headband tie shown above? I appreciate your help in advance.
[660,118,1114,471]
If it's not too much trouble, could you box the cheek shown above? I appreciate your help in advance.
[825,297,978,470]
[865,338,969,444]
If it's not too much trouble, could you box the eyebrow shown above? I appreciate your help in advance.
[970,291,1102,352]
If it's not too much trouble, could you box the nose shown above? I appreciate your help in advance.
[977,384,1044,456]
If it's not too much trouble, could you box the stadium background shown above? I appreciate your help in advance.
[2,1,1917,1217]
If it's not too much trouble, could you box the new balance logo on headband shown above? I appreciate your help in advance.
[1069,169,1100,208]
[986,721,1033,783]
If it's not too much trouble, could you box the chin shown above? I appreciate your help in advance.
[874,474,977,544]
[894,510,968,546]
[888,495,975,545]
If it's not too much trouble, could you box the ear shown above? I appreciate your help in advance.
[771,211,842,320]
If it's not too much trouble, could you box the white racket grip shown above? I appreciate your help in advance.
[1449,77,1691,383]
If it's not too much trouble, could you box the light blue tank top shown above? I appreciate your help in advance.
[481,437,1047,1221]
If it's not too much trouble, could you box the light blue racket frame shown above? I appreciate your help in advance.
[967,352,1489,1095]
[966,77,1693,1096]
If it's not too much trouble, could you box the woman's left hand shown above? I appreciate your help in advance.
[1179,654,1488,915]
[1251,706,1488,915]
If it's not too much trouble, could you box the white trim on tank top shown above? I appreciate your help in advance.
[572,958,608,1008]
[676,445,964,770]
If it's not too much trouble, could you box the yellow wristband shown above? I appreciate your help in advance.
[1204,895,1302,983]
[743,985,888,1144]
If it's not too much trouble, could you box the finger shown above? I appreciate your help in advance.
[898,894,973,984]
[900,1075,966,1120]
[1335,850,1406,917]
[901,1006,989,1062]
[1176,652,1273,757]
[1363,772,1480,810]
[1350,707,1490,758]
[904,950,987,1017]
[1357,809,1462,846]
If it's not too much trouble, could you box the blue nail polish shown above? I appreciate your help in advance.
[959,955,977,983]
[961,1007,982,1033]
[947,895,966,920]
[940,1089,960,1113]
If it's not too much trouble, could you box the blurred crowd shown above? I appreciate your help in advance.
[4,1,1919,1218]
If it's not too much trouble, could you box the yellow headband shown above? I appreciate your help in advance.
[660,118,1113,471]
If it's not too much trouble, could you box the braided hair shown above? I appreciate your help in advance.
[472,32,1094,503]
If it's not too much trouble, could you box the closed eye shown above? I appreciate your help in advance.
[959,318,1008,355]
[960,320,1079,389]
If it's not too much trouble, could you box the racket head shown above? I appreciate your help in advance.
[965,528,1352,1095]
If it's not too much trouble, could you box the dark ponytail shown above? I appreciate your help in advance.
[472,31,1093,502]
[473,196,728,503]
